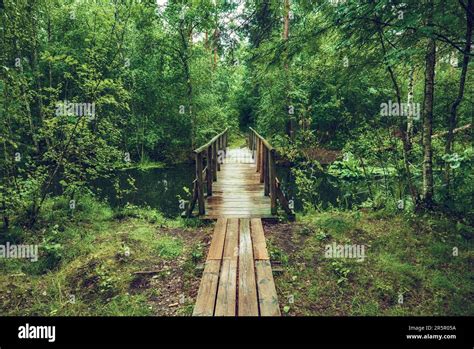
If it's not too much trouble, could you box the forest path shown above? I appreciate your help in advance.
[192,217,280,316]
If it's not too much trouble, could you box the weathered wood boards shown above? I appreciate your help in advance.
[192,260,221,316]
[203,148,273,219]
[238,219,259,316]
[251,218,269,260]
[193,218,280,317]
[256,260,281,316]
[207,218,227,260]
[215,218,238,316]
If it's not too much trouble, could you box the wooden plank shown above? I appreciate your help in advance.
[193,260,221,316]
[207,197,270,203]
[255,260,281,316]
[203,214,276,220]
[205,206,270,212]
[201,145,274,219]
[215,259,237,316]
[214,219,238,316]
[215,218,239,316]
[250,218,269,260]
[238,218,259,316]
[206,202,267,208]
[206,210,270,216]
[223,218,239,259]
[207,218,227,260]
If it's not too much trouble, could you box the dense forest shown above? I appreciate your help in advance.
[0,0,472,316]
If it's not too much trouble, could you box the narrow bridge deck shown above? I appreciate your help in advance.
[190,131,289,317]
[193,218,280,316]
[203,148,273,219]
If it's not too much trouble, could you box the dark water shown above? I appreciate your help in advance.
[86,164,372,217]
[276,166,371,211]
[92,164,195,217]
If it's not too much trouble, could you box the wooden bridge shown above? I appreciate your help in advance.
[188,128,294,316]
[186,127,294,219]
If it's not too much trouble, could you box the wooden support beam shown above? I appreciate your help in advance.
[217,138,221,172]
[207,146,213,196]
[212,142,218,182]
[275,178,294,218]
[259,140,265,183]
[256,138,261,173]
[264,148,269,195]
[269,149,277,214]
[196,152,205,215]
[186,180,198,217]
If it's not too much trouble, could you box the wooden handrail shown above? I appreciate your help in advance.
[186,128,229,217]
[194,128,229,154]
[249,127,274,151]
[248,127,294,218]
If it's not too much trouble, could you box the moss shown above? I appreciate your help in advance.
[267,209,474,316]
[0,196,209,316]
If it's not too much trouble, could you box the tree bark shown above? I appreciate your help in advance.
[406,66,415,149]
[376,23,419,205]
[421,0,436,206]
[283,0,293,139]
[444,0,473,191]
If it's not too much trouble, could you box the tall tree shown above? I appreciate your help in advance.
[444,0,473,193]
[422,0,437,206]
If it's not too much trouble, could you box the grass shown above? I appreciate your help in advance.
[0,196,212,316]
[2,194,471,317]
[267,209,473,316]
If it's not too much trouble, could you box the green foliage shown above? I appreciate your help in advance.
[154,236,183,260]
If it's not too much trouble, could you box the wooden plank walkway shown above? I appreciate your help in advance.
[203,148,274,219]
[193,218,281,317]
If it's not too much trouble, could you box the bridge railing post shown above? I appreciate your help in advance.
[264,148,269,195]
[188,128,229,217]
[252,133,256,160]
[217,137,221,172]
[249,131,253,158]
[256,137,260,173]
[206,146,213,196]
[259,139,264,183]
[195,152,205,215]
[247,127,295,219]
[269,149,277,215]
[212,142,217,182]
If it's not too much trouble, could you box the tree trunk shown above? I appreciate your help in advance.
[376,24,419,206]
[444,0,473,192]
[406,66,415,149]
[283,0,293,139]
[421,0,436,207]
